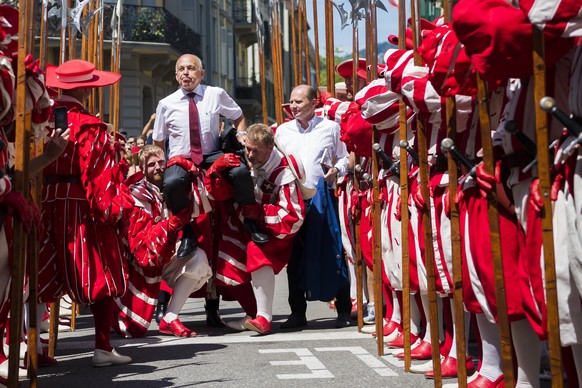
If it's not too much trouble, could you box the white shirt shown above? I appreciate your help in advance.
[152,85,243,159]
[275,115,349,189]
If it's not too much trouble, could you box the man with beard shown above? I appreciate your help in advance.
[205,124,305,334]
[112,145,212,338]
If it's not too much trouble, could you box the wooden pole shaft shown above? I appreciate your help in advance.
[397,0,411,371]
[442,1,467,385]
[371,126,384,356]
[398,102,412,371]
[312,0,321,88]
[531,25,563,388]
[367,1,383,355]
[476,74,515,387]
[302,0,310,85]
[445,97,467,387]
[410,0,441,385]
[290,0,299,86]
[324,0,334,96]
[297,0,304,83]
[9,1,34,384]
[47,301,60,358]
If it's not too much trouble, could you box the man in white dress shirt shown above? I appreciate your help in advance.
[275,84,352,329]
[152,54,255,327]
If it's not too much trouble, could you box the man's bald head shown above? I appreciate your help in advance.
[175,54,205,92]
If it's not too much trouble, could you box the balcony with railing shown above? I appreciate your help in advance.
[233,0,257,47]
[42,4,201,55]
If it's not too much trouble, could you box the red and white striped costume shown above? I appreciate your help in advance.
[112,172,212,337]
[520,0,582,38]
[207,149,305,287]
[38,97,130,305]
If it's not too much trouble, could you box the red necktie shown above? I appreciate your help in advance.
[187,92,203,165]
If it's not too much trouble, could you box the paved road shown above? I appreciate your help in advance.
[21,269,450,388]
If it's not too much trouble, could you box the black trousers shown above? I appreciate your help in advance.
[286,192,351,317]
[163,150,255,215]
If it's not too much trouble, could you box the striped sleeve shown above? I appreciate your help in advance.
[76,117,127,224]
[126,205,178,268]
[262,180,305,240]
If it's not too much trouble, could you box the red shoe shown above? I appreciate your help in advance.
[243,315,272,335]
[467,373,504,388]
[373,321,402,337]
[386,332,419,348]
[396,340,432,360]
[159,318,196,337]
[424,355,475,379]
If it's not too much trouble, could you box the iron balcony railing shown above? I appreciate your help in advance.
[42,4,201,55]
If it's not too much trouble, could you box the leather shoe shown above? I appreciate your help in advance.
[244,315,272,335]
[425,355,475,379]
[372,320,402,338]
[467,373,504,388]
[251,232,269,244]
[177,236,197,259]
[154,302,167,324]
[280,314,307,329]
[335,312,352,328]
[244,219,268,244]
[396,340,432,359]
[159,317,196,337]
[386,332,419,348]
[92,348,132,367]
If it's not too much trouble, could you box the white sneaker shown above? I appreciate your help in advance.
[225,315,251,332]
[92,348,132,367]
[360,325,375,334]
[363,303,375,325]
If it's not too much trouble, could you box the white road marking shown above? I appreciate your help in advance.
[316,346,398,376]
[382,354,405,368]
[55,330,367,350]
[259,348,334,379]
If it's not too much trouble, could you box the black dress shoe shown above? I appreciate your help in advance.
[154,302,166,324]
[280,314,307,329]
[177,236,197,259]
[251,232,269,244]
[335,312,352,328]
[244,219,268,244]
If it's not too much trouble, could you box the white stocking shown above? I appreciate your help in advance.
[251,266,275,321]
[512,319,541,388]
[448,298,471,360]
[165,275,201,322]
[390,292,401,323]
[476,313,503,382]
[421,293,432,344]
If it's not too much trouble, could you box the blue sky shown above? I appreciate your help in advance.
[306,0,400,57]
